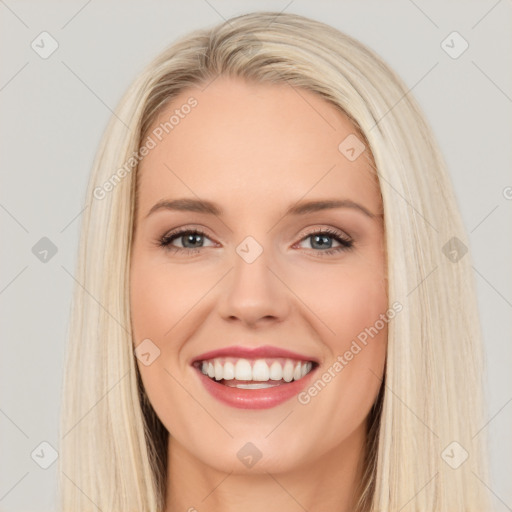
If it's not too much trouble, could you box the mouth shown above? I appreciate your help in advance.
[192,357,318,389]
[190,346,320,409]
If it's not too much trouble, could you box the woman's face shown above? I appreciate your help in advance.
[130,76,388,474]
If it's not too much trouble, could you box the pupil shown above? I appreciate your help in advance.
[312,234,332,249]
[184,233,202,248]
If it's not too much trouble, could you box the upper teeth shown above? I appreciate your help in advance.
[199,358,314,382]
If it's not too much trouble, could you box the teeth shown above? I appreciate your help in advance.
[214,360,223,381]
[283,360,294,382]
[223,361,235,380]
[235,359,252,380]
[293,363,302,381]
[198,357,314,383]
[252,359,270,381]
[224,381,283,389]
[269,361,283,380]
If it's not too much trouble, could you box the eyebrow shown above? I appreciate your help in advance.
[145,197,378,220]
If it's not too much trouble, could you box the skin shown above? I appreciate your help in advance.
[130,76,388,512]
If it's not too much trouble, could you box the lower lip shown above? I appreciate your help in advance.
[194,366,317,409]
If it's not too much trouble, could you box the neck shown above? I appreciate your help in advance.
[164,421,368,512]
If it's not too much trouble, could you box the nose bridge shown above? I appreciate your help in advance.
[217,234,290,324]
[233,236,270,288]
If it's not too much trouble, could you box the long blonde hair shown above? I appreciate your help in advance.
[58,11,491,511]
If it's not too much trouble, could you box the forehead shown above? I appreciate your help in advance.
[136,76,380,216]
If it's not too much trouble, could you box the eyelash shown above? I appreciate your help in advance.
[156,227,354,257]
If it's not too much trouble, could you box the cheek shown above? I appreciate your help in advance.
[295,259,387,341]
[129,252,217,428]
[130,256,199,436]
[130,255,205,345]
[297,262,387,410]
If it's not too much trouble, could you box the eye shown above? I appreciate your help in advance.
[156,226,354,257]
[157,228,216,253]
[295,228,354,256]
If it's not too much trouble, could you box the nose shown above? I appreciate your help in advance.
[216,244,292,328]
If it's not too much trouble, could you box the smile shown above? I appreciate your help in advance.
[194,357,315,388]
[191,345,319,409]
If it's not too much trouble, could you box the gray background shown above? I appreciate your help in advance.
[1,1,511,510]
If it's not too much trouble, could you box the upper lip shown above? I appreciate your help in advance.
[191,345,320,364]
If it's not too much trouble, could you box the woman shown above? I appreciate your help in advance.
[58,11,491,512]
